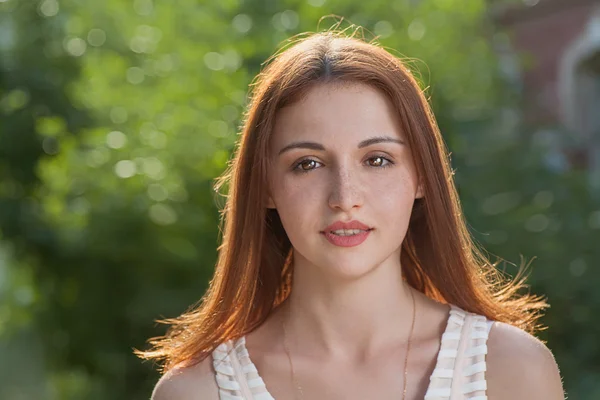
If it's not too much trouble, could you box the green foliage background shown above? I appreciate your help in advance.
[0,0,597,398]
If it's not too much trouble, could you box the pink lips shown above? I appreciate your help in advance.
[321,220,373,248]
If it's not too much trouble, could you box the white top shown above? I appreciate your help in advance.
[211,305,494,400]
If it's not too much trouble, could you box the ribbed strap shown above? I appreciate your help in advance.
[212,337,275,400]
[424,306,494,400]
[455,315,493,400]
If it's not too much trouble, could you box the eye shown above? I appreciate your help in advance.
[293,158,322,173]
[367,156,393,168]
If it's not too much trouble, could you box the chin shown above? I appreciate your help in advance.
[318,255,380,280]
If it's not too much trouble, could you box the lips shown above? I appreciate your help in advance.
[321,220,373,233]
[321,220,373,248]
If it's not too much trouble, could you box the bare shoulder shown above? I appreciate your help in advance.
[486,321,565,400]
[151,356,219,400]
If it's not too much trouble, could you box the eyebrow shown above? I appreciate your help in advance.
[277,136,404,156]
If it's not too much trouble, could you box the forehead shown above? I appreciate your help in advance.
[271,82,404,148]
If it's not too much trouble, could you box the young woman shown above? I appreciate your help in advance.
[139,31,565,399]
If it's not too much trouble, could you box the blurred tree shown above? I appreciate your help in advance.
[0,0,597,399]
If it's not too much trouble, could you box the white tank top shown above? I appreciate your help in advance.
[211,305,494,400]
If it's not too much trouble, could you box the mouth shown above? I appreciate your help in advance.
[320,227,373,247]
[321,228,374,237]
[321,219,373,234]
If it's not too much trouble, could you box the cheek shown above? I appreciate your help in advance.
[274,172,325,202]
[272,176,321,228]
[370,171,418,212]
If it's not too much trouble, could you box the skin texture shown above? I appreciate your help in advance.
[267,82,423,285]
[151,83,565,399]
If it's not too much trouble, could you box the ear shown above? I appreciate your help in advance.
[415,181,424,199]
[266,195,276,209]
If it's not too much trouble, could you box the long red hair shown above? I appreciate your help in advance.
[137,30,547,372]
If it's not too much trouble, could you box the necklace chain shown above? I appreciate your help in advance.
[282,317,304,398]
[281,288,417,400]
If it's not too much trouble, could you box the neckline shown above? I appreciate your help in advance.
[234,304,462,399]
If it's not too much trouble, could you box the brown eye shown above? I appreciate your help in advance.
[366,156,393,168]
[369,157,384,167]
[300,160,317,170]
[294,159,321,173]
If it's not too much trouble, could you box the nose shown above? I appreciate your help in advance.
[327,166,364,212]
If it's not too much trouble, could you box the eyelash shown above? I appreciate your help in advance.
[292,155,395,174]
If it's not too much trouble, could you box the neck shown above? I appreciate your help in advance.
[281,252,416,362]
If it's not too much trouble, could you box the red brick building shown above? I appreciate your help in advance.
[494,0,600,188]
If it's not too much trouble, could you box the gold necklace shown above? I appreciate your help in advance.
[281,288,417,400]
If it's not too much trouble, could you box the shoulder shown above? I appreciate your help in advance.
[485,321,565,400]
[151,355,219,400]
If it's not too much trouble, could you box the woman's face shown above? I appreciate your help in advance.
[268,82,423,279]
